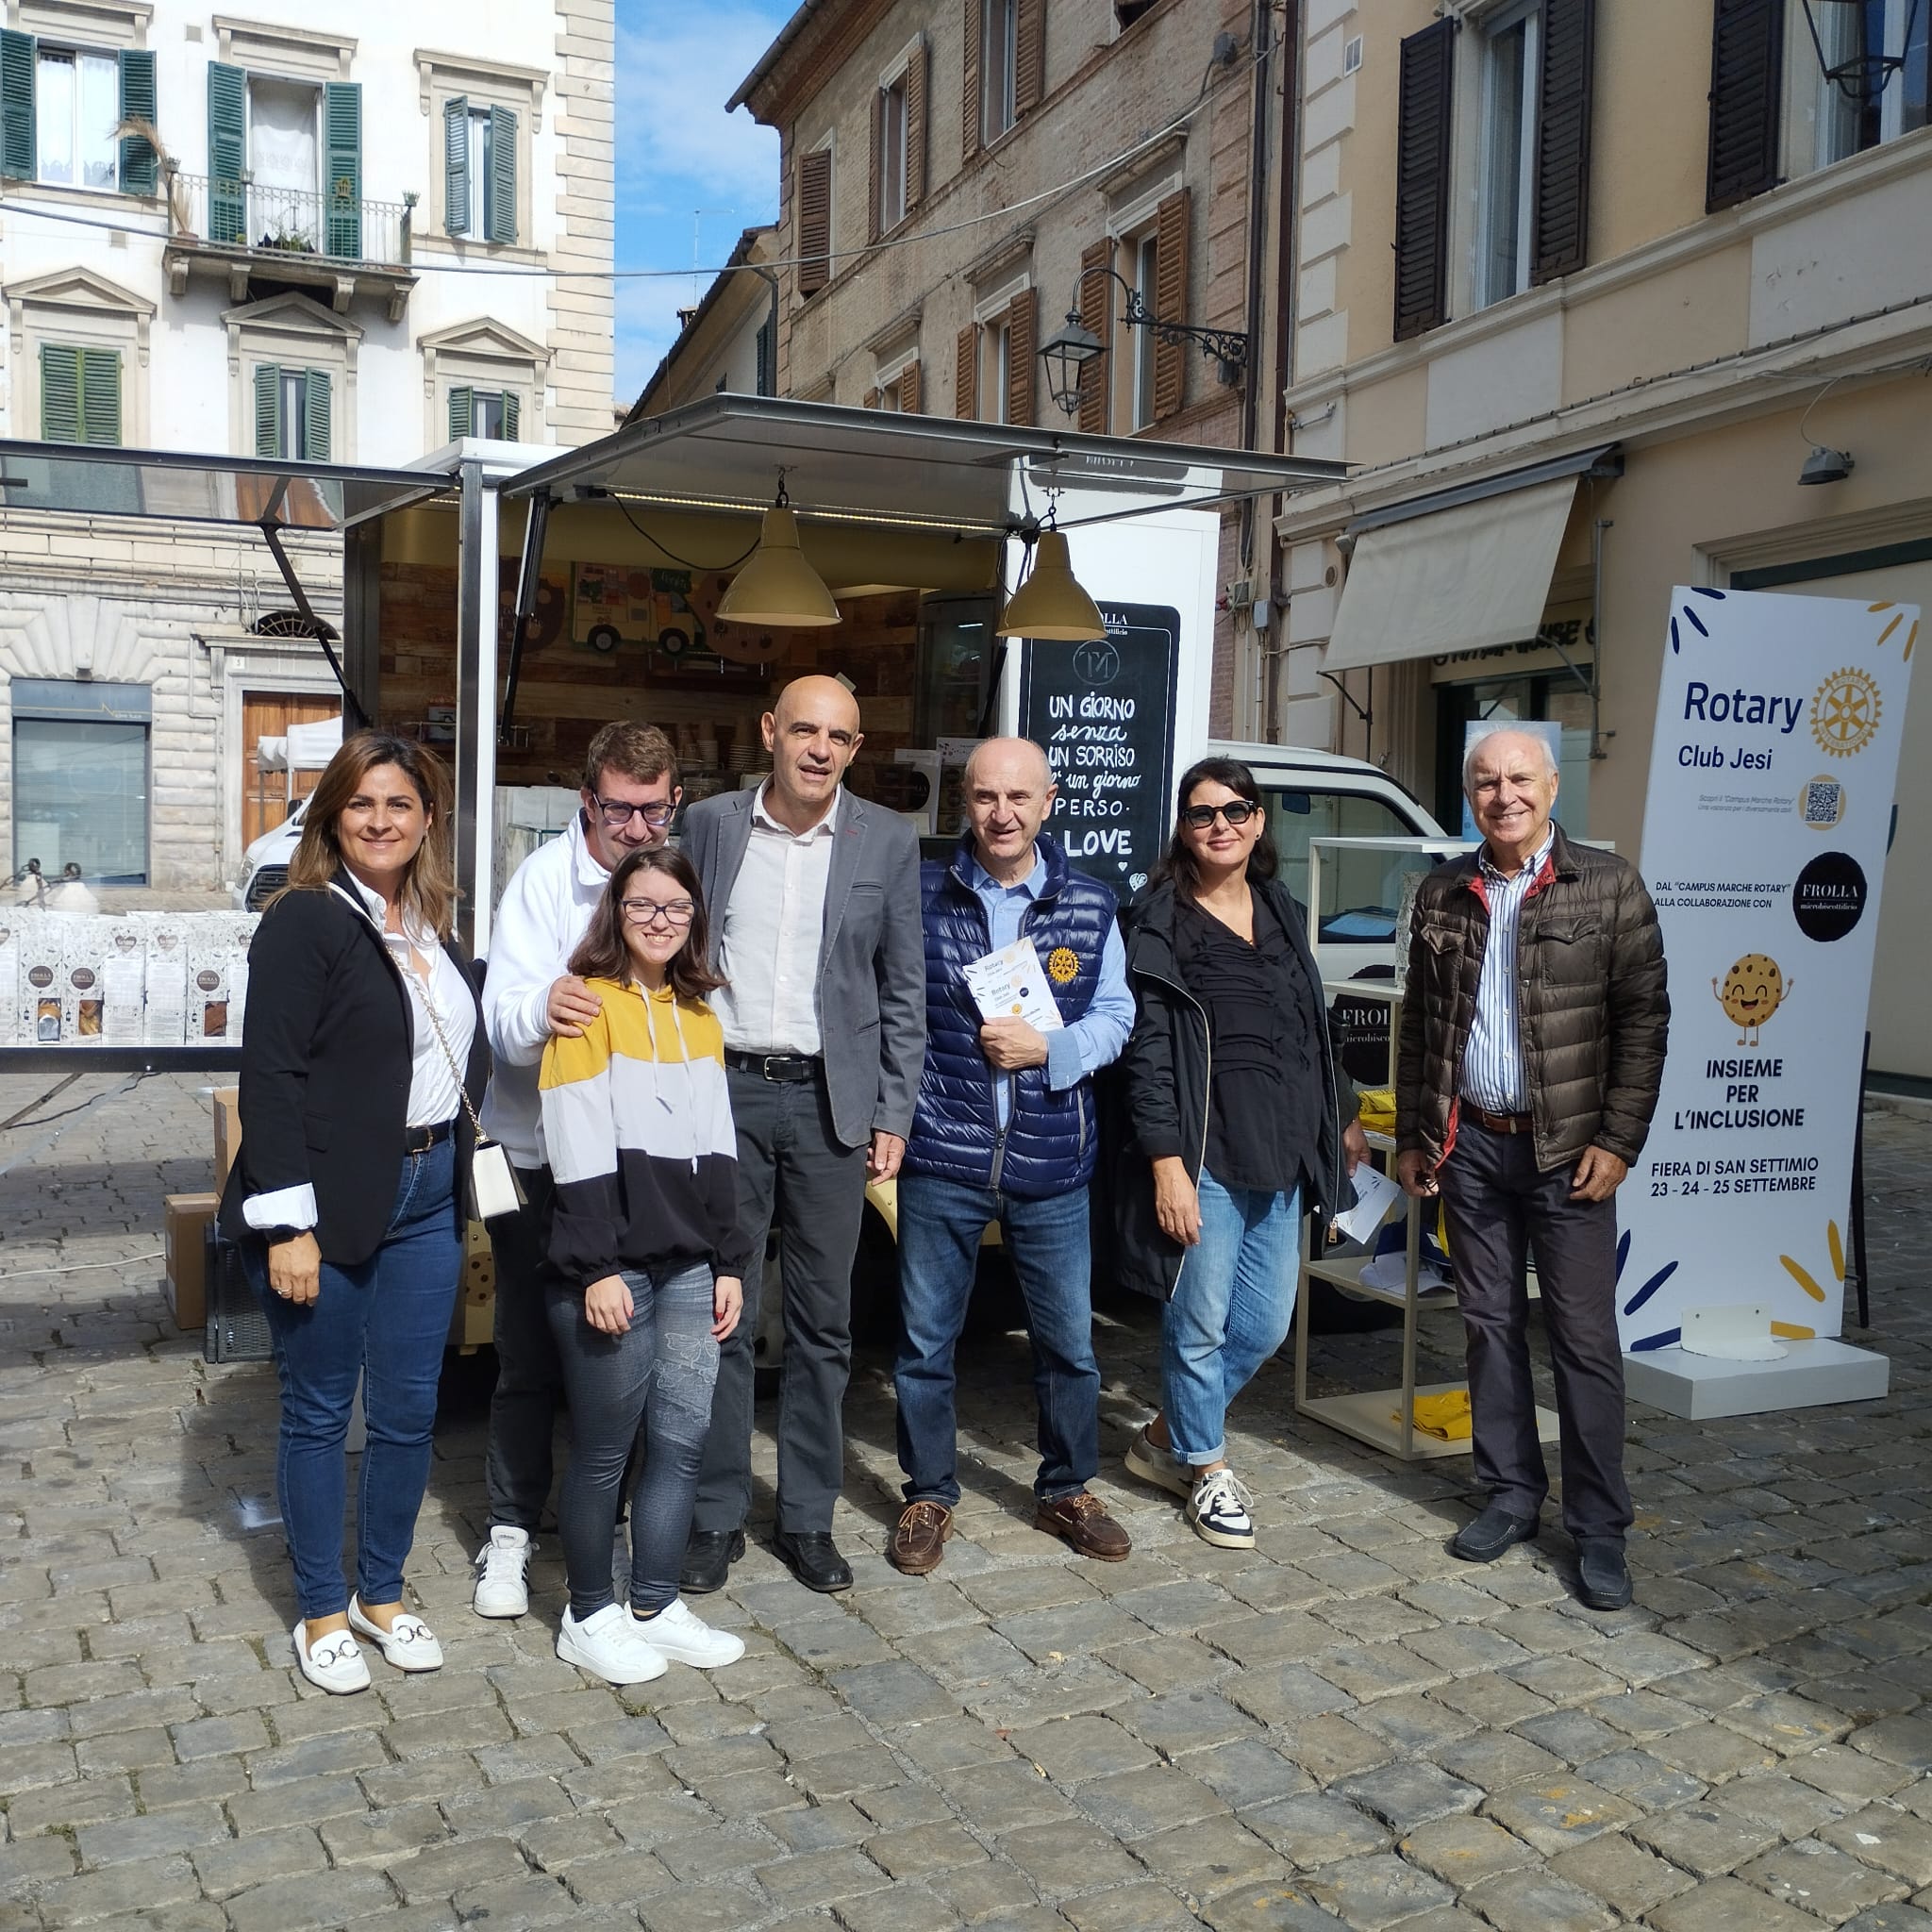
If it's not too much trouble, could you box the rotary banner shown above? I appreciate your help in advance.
[1620,588,1916,1352]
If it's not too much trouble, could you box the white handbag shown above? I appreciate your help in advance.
[407,950,526,1224]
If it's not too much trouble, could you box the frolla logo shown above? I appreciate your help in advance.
[1791,852,1867,942]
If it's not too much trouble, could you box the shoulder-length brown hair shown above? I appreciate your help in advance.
[569,846,724,1001]
[283,731,458,938]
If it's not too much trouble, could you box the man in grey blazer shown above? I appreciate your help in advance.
[679,675,925,1594]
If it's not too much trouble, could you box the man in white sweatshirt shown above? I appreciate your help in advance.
[471,721,681,1618]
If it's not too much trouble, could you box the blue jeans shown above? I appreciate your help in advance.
[895,1174,1099,1507]
[547,1260,720,1620]
[247,1138,461,1620]
[1162,1169,1302,1467]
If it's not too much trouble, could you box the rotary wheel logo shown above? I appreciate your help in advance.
[1809,667,1882,758]
[1047,946,1080,985]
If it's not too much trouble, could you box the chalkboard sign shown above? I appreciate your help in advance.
[1018,602,1181,902]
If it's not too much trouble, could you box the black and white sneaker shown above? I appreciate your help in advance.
[1186,1468,1256,1550]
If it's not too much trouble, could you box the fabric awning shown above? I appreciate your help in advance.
[1323,475,1578,672]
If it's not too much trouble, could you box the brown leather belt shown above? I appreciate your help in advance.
[1465,1105,1533,1136]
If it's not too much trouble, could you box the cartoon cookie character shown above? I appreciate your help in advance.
[1713,954,1792,1045]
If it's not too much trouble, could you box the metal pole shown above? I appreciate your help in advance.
[452,459,498,956]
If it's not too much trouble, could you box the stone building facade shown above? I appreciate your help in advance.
[730,0,1296,739]
[0,0,613,894]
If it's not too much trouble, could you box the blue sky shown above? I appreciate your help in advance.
[612,0,794,406]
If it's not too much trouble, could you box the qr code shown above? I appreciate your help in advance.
[1804,780,1841,824]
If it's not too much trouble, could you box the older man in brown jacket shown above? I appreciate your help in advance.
[1397,727,1667,1612]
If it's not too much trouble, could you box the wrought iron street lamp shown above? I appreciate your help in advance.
[1040,262,1251,418]
[1799,0,1925,105]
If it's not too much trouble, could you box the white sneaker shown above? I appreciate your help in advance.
[347,1597,443,1673]
[631,1597,745,1669]
[472,1525,533,1618]
[292,1620,371,1695]
[1124,1427,1195,1499]
[556,1603,667,1685]
[1187,1468,1257,1550]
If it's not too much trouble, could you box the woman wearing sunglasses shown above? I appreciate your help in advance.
[1116,758,1365,1548]
[538,847,749,1683]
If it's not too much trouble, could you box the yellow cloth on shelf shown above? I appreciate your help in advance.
[1400,1390,1474,1441]
[1357,1089,1396,1135]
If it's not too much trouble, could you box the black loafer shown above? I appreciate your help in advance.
[774,1529,853,1593]
[1576,1537,1633,1610]
[680,1527,745,1595]
[1450,1504,1540,1563]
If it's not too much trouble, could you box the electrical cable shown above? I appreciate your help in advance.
[0,1248,165,1280]
[608,493,760,573]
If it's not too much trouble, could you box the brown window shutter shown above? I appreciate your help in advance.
[962,0,982,161]
[906,40,928,208]
[1006,286,1036,426]
[863,386,881,410]
[1077,238,1111,434]
[898,362,922,414]
[1392,19,1454,341]
[956,325,978,418]
[1152,189,1189,421]
[1531,0,1594,283]
[798,148,833,298]
[868,93,883,244]
[1707,0,1784,211]
[1015,0,1045,116]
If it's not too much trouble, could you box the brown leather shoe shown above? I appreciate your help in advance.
[1035,1491,1131,1561]
[890,1500,954,1575]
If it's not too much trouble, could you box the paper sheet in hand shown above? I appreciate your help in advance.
[962,937,1064,1032]
[1331,1162,1402,1245]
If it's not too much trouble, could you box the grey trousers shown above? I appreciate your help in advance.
[691,1064,869,1537]
[1437,1121,1633,1541]
[484,1164,568,1532]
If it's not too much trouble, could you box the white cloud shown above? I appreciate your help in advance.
[614,276,697,407]
[616,9,784,214]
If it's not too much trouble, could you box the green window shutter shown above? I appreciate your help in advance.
[443,94,469,235]
[323,81,361,258]
[41,344,81,442]
[3,29,37,181]
[253,364,281,457]
[208,62,246,243]
[118,49,158,195]
[304,369,331,463]
[78,348,121,445]
[487,104,517,244]
[500,390,520,440]
[447,385,474,440]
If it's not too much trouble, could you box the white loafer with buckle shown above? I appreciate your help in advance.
[292,1620,371,1695]
[347,1597,444,1673]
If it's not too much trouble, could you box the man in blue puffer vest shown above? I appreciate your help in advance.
[889,738,1137,1575]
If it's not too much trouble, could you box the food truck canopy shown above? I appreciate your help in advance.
[501,395,1349,534]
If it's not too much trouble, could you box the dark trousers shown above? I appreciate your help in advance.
[692,1064,868,1537]
[894,1175,1100,1507]
[1437,1121,1633,1541]
[484,1164,567,1532]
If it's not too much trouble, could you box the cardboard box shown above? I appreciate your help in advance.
[212,1089,242,1192]
[164,1191,219,1330]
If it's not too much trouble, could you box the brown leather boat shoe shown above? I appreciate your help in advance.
[1035,1491,1131,1561]
[889,1499,955,1575]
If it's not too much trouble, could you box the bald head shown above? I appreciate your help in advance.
[761,675,863,830]
[964,736,1058,884]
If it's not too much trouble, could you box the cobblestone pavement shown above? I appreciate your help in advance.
[3,1072,1930,1932]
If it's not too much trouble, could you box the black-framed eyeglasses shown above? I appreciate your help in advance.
[591,795,676,830]
[620,897,695,928]
[1181,800,1259,829]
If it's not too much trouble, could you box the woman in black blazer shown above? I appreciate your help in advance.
[220,730,488,1695]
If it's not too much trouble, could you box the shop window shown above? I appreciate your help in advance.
[40,342,121,443]
[253,364,331,460]
[0,31,156,193]
[10,678,151,886]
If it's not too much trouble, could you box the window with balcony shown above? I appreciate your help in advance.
[206,64,365,258]
[0,29,156,194]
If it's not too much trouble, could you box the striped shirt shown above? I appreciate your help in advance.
[1458,829,1556,1115]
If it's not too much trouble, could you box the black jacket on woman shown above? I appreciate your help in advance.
[1113,874,1351,1302]
[218,872,489,1267]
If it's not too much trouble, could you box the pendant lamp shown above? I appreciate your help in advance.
[994,527,1107,641]
[717,483,841,628]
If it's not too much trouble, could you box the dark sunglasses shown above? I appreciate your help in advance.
[1181,800,1259,829]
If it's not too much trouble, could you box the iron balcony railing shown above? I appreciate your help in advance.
[164,169,414,267]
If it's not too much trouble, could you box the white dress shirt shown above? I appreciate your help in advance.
[243,876,475,1234]
[709,783,841,1057]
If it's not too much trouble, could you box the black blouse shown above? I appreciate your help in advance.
[1175,890,1324,1196]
